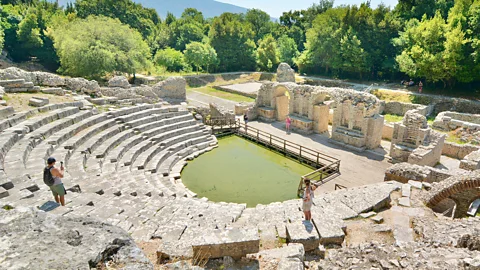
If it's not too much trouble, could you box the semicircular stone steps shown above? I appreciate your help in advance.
[0,101,404,259]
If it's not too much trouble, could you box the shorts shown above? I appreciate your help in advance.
[302,200,313,212]
[50,183,66,197]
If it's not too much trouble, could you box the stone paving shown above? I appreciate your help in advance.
[219,82,263,95]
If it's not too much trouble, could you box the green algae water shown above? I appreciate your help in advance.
[181,135,312,207]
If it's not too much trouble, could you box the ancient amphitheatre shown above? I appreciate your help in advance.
[0,63,479,269]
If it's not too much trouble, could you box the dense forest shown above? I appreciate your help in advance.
[0,0,479,90]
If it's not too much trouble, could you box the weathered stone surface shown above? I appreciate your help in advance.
[408,180,423,189]
[191,228,259,259]
[390,110,445,166]
[0,106,14,119]
[29,97,49,107]
[371,215,384,224]
[34,71,66,86]
[108,76,131,88]
[401,184,411,197]
[0,207,153,269]
[276,63,295,83]
[65,77,100,94]
[460,150,480,171]
[360,211,376,218]
[41,88,65,96]
[286,221,320,251]
[152,77,186,101]
[398,197,411,207]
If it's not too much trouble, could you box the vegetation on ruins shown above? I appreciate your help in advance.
[1,0,480,92]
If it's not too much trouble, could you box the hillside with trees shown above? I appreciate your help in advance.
[1,0,480,94]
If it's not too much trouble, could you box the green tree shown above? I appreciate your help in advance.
[209,13,256,72]
[0,24,4,52]
[298,8,345,75]
[170,20,205,51]
[51,16,152,78]
[74,0,159,40]
[256,34,279,71]
[245,9,271,42]
[183,42,218,72]
[154,47,188,72]
[181,8,204,24]
[340,27,368,77]
[277,35,298,67]
[394,11,462,85]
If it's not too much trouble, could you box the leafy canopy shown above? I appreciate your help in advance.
[51,15,152,78]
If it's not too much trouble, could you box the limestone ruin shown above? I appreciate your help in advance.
[276,62,295,83]
[390,110,445,166]
[330,89,384,150]
[0,65,479,269]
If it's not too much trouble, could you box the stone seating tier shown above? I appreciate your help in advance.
[0,102,405,260]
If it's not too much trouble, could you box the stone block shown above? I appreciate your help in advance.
[0,106,14,119]
[286,221,320,251]
[371,215,384,224]
[401,184,411,197]
[408,180,423,189]
[360,211,376,218]
[191,228,259,259]
[29,97,49,107]
[372,224,392,233]
[0,186,9,198]
[41,88,65,96]
[398,197,411,207]
[314,220,345,246]
[277,63,295,82]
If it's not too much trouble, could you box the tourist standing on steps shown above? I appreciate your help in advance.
[44,157,66,206]
[286,116,292,133]
[243,112,249,124]
[303,179,316,221]
[418,81,423,93]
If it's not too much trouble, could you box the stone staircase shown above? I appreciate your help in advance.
[0,102,402,261]
[0,79,40,93]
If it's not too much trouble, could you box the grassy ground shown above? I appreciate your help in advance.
[187,87,255,103]
[371,89,413,103]
[3,93,75,112]
[384,114,404,123]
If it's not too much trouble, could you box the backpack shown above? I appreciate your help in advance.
[43,166,55,186]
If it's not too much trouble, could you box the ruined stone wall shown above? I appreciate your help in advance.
[460,150,480,171]
[442,142,480,160]
[433,111,480,132]
[382,122,394,140]
[384,163,453,183]
[382,101,430,116]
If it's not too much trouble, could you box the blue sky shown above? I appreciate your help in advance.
[217,0,399,17]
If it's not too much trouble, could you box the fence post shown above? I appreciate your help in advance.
[269,134,272,145]
[299,146,302,158]
[257,130,259,140]
[283,141,286,154]
[316,153,319,167]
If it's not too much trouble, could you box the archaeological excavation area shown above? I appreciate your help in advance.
[0,64,479,269]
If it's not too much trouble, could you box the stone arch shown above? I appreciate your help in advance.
[425,171,480,217]
[309,91,330,134]
[272,85,293,121]
[431,197,457,218]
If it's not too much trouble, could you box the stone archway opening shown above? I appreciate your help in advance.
[431,198,457,218]
[273,85,290,121]
[467,197,480,217]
